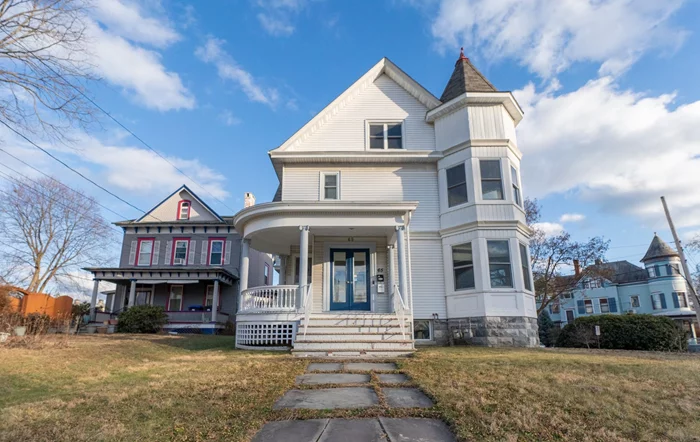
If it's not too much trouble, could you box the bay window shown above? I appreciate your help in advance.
[480,160,504,200]
[446,163,468,207]
[452,243,475,290]
[519,243,532,291]
[487,240,513,288]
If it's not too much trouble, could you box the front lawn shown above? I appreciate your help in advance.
[2,336,699,442]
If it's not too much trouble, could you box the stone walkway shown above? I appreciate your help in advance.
[252,362,456,442]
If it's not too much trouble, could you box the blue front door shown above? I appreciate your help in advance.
[330,249,371,311]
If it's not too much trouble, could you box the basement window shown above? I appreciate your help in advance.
[413,320,432,340]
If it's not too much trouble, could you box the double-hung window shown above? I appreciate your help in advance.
[675,292,688,308]
[452,243,475,290]
[137,238,155,266]
[321,172,339,200]
[209,239,225,266]
[599,298,610,313]
[178,200,191,220]
[584,299,594,314]
[446,164,468,207]
[172,239,189,265]
[647,266,657,278]
[487,240,513,288]
[630,295,640,308]
[519,243,532,291]
[511,166,522,206]
[368,122,403,149]
[651,293,665,310]
[480,160,504,200]
[204,285,219,308]
[168,285,183,311]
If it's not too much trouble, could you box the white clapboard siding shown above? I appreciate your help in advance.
[188,242,196,265]
[164,241,172,265]
[410,238,447,319]
[282,165,439,232]
[200,240,208,264]
[128,241,137,265]
[224,241,232,265]
[152,241,160,265]
[289,75,434,152]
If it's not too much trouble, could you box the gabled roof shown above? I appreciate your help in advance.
[641,234,679,262]
[440,49,497,102]
[134,184,224,224]
[270,58,441,153]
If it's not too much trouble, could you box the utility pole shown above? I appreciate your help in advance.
[661,196,700,331]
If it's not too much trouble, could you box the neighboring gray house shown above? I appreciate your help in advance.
[84,185,272,333]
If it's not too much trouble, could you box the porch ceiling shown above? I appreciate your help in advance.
[250,225,397,255]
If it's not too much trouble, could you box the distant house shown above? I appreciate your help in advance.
[83,185,272,333]
[548,234,698,340]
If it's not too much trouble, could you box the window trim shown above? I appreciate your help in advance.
[207,237,226,266]
[171,237,190,266]
[487,239,514,288]
[413,319,433,341]
[630,295,640,308]
[519,243,532,292]
[675,291,688,308]
[451,242,475,291]
[365,120,404,150]
[480,159,505,201]
[136,237,156,267]
[511,166,522,207]
[177,200,191,220]
[599,298,610,313]
[320,171,340,201]
[584,299,594,314]
[446,163,468,208]
[167,285,184,311]
[651,293,663,310]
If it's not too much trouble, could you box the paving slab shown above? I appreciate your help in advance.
[377,373,409,384]
[344,362,397,372]
[296,373,370,385]
[306,362,343,372]
[383,388,434,408]
[318,418,385,442]
[379,418,456,442]
[251,419,328,442]
[273,387,379,410]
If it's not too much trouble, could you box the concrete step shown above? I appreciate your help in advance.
[296,333,408,342]
[302,325,405,334]
[292,349,414,358]
[293,341,414,351]
[302,318,407,327]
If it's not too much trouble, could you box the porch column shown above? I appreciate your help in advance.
[299,226,310,306]
[109,288,116,313]
[89,279,99,321]
[211,279,220,323]
[238,239,250,312]
[279,255,288,285]
[387,245,396,297]
[396,226,408,305]
[127,279,136,308]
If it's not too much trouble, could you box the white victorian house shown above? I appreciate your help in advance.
[234,51,538,356]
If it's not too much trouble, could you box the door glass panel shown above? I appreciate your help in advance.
[332,251,347,303]
[353,252,367,303]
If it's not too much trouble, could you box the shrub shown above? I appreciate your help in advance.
[117,305,168,333]
[538,311,555,347]
[556,314,687,352]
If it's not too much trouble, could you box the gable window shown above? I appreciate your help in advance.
[519,243,532,291]
[264,264,271,285]
[511,166,522,206]
[480,160,504,200]
[208,239,225,266]
[630,295,640,308]
[446,164,468,207]
[487,240,513,288]
[452,243,475,290]
[321,172,339,200]
[172,239,189,266]
[584,299,594,314]
[136,238,155,266]
[599,298,610,313]
[674,292,688,308]
[368,122,403,149]
[168,285,183,311]
[651,293,666,310]
[177,200,191,220]
[583,279,602,290]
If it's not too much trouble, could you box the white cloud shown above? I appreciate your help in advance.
[255,0,308,36]
[533,222,564,237]
[423,0,687,77]
[257,13,295,36]
[560,213,586,223]
[195,37,279,108]
[515,78,700,228]
[92,0,180,48]
[218,110,241,126]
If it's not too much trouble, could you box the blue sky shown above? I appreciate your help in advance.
[2,0,700,272]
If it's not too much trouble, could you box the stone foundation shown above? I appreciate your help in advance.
[433,316,539,348]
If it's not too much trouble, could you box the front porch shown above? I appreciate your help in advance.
[233,201,415,354]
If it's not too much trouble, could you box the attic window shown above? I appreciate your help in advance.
[368,122,403,150]
[178,200,191,220]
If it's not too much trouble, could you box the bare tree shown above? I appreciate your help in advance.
[526,198,611,315]
[0,0,96,140]
[0,176,113,293]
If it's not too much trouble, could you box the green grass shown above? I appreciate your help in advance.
[2,336,700,441]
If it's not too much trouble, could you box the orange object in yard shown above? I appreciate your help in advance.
[1,285,74,318]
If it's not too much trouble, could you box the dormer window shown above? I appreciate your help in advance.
[368,122,403,149]
[177,200,191,220]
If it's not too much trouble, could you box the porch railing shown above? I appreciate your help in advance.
[393,284,410,339]
[239,285,299,313]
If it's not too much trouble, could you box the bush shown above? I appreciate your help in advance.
[556,314,687,352]
[117,305,168,333]
[538,311,555,347]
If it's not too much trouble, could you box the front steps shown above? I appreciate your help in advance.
[292,313,414,358]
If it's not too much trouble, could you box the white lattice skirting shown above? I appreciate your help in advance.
[236,322,297,349]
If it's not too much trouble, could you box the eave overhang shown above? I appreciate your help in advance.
[426,91,524,126]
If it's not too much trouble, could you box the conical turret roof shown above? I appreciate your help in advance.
[439,48,497,102]
[641,234,679,262]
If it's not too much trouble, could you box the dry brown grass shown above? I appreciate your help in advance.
[400,347,700,442]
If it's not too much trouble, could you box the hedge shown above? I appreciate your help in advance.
[556,314,687,352]
[117,305,168,333]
